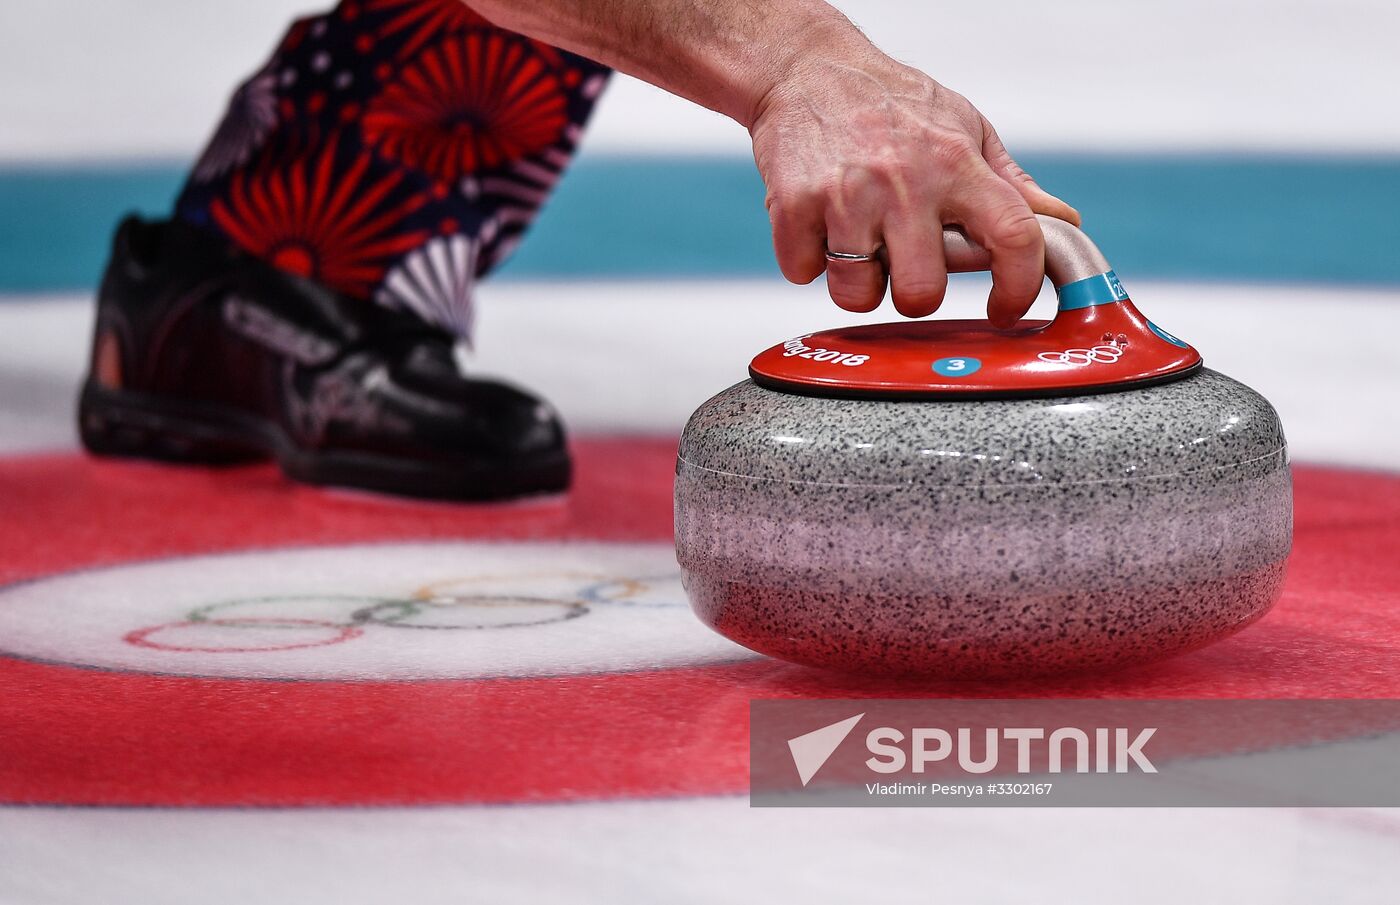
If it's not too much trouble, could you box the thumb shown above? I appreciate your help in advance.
[980,116,1081,227]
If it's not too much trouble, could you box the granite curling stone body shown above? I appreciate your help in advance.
[674,216,1292,677]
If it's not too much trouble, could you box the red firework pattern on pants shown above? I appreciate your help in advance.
[366,0,567,67]
[362,33,570,183]
[178,0,611,333]
[210,135,430,298]
[366,0,486,58]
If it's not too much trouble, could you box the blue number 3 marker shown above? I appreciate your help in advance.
[933,357,982,377]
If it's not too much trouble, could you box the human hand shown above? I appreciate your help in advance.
[749,43,1080,327]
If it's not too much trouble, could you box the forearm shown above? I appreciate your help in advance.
[469,0,1079,323]
[465,0,870,127]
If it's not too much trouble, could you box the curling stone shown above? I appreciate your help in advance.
[675,216,1291,677]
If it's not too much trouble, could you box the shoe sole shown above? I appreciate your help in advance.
[78,382,572,501]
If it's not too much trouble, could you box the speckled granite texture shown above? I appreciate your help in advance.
[675,370,1292,677]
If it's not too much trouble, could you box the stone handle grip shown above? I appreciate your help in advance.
[940,214,1113,291]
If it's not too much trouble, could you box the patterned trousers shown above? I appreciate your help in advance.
[175,0,611,340]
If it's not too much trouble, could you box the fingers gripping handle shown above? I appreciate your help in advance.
[749,216,1200,397]
[940,215,1126,312]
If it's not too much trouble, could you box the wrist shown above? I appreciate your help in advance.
[736,9,873,130]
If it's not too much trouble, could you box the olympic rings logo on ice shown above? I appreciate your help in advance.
[1036,344,1126,366]
[120,572,686,655]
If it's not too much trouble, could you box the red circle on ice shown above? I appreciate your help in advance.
[0,440,1398,806]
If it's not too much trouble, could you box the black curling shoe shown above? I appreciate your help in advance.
[79,217,571,500]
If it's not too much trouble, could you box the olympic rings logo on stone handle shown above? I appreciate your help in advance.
[1036,344,1126,366]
